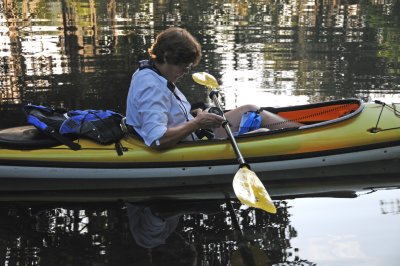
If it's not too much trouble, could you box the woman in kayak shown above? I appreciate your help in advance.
[126,27,302,149]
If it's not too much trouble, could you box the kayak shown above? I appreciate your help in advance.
[0,99,399,201]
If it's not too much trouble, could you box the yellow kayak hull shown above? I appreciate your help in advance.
[0,99,399,201]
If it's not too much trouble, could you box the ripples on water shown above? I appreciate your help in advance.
[0,0,399,265]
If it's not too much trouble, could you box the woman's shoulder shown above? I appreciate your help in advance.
[130,69,168,95]
[133,68,165,84]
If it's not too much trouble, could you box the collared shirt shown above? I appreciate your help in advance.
[126,203,180,248]
[126,68,195,146]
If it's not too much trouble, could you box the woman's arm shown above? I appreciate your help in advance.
[153,110,224,149]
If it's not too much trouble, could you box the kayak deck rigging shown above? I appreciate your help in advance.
[370,100,400,133]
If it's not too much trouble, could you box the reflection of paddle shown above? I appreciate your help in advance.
[192,72,276,214]
[225,198,272,266]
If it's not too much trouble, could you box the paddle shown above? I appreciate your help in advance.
[192,72,277,214]
[225,197,272,266]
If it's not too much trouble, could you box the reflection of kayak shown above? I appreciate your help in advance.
[0,99,399,201]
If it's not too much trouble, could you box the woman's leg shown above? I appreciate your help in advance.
[212,105,258,138]
[212,104,303,138]
[258,110,304,130]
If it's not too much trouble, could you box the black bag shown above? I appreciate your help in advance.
[59,109,125,145]
[24,105,126,155]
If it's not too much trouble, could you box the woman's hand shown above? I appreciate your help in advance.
[192,109,224,129]
[152,109,223,149]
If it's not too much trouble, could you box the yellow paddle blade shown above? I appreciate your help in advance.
[192,72,219,89]
[232,167,277,214]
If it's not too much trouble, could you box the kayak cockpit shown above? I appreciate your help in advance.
[263,98,363,129]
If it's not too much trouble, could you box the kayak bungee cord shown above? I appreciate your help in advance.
[372,100,400,133]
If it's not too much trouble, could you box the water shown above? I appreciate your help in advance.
[0,0,399,265]
[290,189,400,265]
[0,187,398,265]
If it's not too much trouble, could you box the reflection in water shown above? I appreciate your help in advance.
[0,199,316,265]
[0,185,398,265]
[126,203,197,265]
[126,203,181,249]
[0,0,400,128]
[289,188,400,265]
[380,198,400,215]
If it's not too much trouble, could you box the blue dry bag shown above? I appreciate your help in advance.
[237,111,262,135]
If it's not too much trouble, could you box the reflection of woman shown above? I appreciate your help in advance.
[126,203,180,249]
[126,203,197,266]
[126,27,302,149]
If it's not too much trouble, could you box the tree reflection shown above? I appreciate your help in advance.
[0,200,316,265]
[0,0,399,129]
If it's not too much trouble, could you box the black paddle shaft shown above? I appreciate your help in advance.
[209,90,246,166]
[225,198,257,266]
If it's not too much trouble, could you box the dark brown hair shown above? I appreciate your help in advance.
[148,27,202,66]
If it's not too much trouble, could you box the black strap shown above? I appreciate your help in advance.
[126,125,143,139]
[115,141,124,156]
[138,60,176,93]
[45,127,81,150]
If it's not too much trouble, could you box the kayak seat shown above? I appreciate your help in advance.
[0,126,62,149]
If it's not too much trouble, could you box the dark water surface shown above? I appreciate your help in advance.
[0,186,399,265]
[0,0,399,265]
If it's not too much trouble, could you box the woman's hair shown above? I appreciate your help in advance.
[148,27,202,66]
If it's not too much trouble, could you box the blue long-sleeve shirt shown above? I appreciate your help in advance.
[126,68,195,146]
